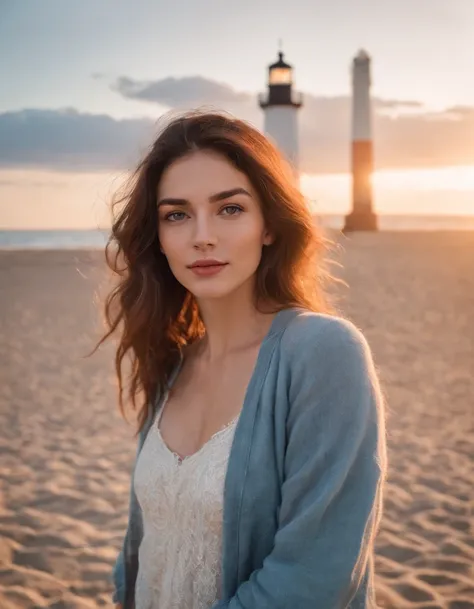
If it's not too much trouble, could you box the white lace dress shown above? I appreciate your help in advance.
[133,393,240,609]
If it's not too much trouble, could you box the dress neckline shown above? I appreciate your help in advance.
[154,392,240,466]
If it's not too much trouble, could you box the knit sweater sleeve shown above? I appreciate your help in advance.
[211,314,387,609]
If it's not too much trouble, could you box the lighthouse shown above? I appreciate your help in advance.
[259,49,303,173]
[344,49,378,231]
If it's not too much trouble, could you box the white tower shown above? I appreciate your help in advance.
[344,49,378,231]
[259,50,303,173]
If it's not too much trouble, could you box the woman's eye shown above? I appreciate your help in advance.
[165,211,186,222]
[221,205,243,216]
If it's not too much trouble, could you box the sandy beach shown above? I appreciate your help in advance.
[1,231,473,609]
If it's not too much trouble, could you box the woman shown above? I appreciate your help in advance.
[97,110,387,609]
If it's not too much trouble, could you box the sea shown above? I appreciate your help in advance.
[1,215,474,250]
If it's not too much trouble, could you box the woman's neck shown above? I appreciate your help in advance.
[196,288,276,363]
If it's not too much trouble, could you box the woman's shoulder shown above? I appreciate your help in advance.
[279,309,372,363]
[277,309,384,428]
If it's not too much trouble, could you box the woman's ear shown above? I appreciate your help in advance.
[262,230,275,246]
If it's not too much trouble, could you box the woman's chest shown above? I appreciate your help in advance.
[159,349,260,459]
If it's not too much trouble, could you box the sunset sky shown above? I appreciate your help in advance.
[1,0,473,228]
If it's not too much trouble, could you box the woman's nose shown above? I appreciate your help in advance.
[192,216,217,249]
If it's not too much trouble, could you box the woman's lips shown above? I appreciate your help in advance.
[188,262,228,277]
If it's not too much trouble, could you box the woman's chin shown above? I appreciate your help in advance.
[189,287,234,301]
[178,270,256,302]
[182,277,239,301]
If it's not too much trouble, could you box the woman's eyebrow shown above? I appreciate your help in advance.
[157,187,251,208]
[209,187,252,202]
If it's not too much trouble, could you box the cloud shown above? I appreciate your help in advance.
[1,76,473,174]
[0,108,153,172]
[374,106,474,171]
[91,72,108,81]
[114,75,252,108]
[375,99,424,111]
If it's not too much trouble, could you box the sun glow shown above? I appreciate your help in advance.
[373,165,474,192]
[301,165,474,216]
[1,165,474,229]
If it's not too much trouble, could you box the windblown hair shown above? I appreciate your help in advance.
[93,110,336,434]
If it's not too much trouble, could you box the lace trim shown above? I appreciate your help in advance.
[155,392,240,465]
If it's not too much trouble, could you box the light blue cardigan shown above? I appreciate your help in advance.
[112,308,387,608]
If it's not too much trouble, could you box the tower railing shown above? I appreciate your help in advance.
[258,91,303,106]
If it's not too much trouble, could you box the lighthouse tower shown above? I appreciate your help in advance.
[259,49,303,173]
[344,49,378,231]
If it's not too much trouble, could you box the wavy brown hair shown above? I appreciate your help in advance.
[92,110,336,435]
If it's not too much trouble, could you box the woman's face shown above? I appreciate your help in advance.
[157,149,272,301]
